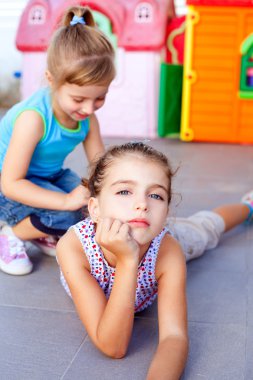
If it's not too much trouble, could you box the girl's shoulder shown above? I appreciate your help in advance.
[71,217,96,253]
[1,87,50,126]
[155,233,186,280]
[72,217,95,239]
[151,226,170,248]
[57,221,92,272]
[16,87,50,111]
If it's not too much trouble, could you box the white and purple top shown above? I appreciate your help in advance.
[60,218,169,313]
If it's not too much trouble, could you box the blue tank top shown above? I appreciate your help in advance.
[0,87,89,177]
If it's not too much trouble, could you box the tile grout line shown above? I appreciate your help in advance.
[0,303,76,313]
[60,336,88,379]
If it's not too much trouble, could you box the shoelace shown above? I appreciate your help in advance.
[8,236,26,257]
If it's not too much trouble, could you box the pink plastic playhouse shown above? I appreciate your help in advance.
[16,0,172,138]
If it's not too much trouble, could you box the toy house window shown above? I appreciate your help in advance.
[239,34,253,99]
[28,6,46,25]
[135,3,153,23]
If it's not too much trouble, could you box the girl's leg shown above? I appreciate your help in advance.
[27,171,83,256]
[52,168,81,192]
[29,169,83,232]
[12,216,48,240]
[167,211,225,262]
[212,204,250,232]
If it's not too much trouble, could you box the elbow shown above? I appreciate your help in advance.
[1,177,14,199]
[105,349,127,359]
[1,182,10,198]
[97,343,128,359]
[95,326,130,359]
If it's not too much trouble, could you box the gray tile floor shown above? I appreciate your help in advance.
[1,136,253,380]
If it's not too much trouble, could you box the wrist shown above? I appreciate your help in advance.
[59,193,70,211]
[116,255,139,268]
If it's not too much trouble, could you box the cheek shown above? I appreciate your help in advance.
[60,98,71,111]
[95,100,105,110]
[153,205,168,224]
[99,197,128,218]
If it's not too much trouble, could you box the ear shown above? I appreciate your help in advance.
[88,197,100,223]
[45,70,54,87]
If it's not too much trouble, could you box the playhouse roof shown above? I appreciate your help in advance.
[16,0,171,52]
[187,0,253,6]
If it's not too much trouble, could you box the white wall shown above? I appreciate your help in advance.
[175,0,187,16]
[0,0,27,106]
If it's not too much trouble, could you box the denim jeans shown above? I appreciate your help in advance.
[0,168,83,232]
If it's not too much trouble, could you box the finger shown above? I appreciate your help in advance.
[118,222,131,239]
[96,217,112,241]
[109,219,122,237]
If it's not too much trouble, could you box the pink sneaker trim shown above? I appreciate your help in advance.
[0,236,27,263]
[0,235,33,275]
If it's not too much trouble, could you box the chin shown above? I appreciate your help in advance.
[131,232,153,246]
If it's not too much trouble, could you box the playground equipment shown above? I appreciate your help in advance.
[16,1,253,143]
[158,15,185,138]
[16,0,173,138]
[181,0,253,144]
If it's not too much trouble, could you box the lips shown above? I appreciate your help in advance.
[75,112,88,120]
[127,219,150,228]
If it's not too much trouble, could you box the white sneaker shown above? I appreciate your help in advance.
[0,234,33,275]
[32,236,59,257]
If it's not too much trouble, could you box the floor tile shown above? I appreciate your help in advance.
[0,305,85,379]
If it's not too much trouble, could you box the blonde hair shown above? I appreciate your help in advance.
[47,6,115,88]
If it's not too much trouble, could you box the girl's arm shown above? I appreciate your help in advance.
[82,114,105,163]
[2,111,87,211]
[147,235,188,380]
[57,219,139,359]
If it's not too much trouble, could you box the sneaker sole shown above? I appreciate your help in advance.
[0,259,33,275]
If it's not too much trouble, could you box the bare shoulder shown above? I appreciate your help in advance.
[56,228,90,272]
[15,109,44,136]
[18,110,44,127]
[155,233,186,280]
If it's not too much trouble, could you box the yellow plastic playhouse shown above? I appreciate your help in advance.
[181,0,253,144]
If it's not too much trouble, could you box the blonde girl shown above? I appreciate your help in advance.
[57,142,252,379]
[0,6,115,275]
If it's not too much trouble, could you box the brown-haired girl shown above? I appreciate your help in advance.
[56,142,252,379]
[0,6,115,275]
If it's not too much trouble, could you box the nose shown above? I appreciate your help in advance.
[82,101,95,115]
[134,200,148,212]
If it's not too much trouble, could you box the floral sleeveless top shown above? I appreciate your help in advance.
[60,218,169,313]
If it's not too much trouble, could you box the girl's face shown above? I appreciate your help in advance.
[89,155,170,248]
[52,82,109,125]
